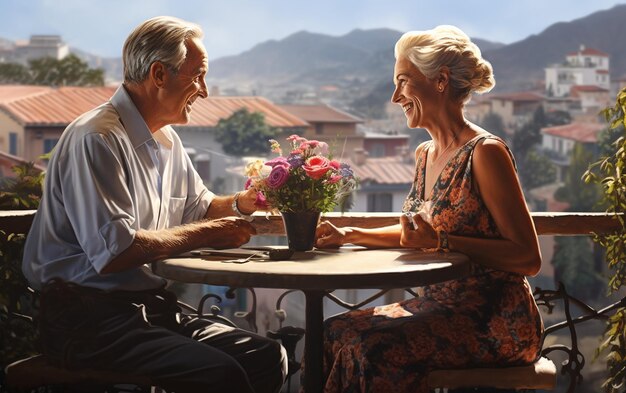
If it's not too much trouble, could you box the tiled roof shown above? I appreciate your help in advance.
[279,104,362,124]
[1,86,115,126]
[346,156,414,184]
[187,97,308,128]
[541,122,604,143]
[570,85,609,96]
[0,85,309,128]
[487,92,544,102]
[567,47,609,57]
[0,85,52,104]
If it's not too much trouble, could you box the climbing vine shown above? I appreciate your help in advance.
[584,87,626,392]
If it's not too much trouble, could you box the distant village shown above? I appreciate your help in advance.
[2,35,625,216]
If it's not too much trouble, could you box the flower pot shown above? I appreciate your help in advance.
[281,211,321,251]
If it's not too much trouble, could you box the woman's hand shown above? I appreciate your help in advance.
[315,220,347,248]
[399,213,437,249]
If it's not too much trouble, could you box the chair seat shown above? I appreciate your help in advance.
[5,354,153,389]
[427,357,557,390]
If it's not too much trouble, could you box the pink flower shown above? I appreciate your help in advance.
[303,155,332,180]
[265,157,290,168]
[327,175,342,184]
[300,140,320,150]
[254,191,268,209]
[266,165,289,188]
[318,141,329,154]
[244,178,252,190]
[287,134,306,143]
[329,160,341,169]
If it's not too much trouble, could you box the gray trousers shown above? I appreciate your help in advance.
[38,280,287,393]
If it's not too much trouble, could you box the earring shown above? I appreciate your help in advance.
[438,85,444,92]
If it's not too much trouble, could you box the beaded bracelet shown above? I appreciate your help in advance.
[437,230,450,252]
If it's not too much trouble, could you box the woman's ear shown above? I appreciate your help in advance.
[437,67,450,91]
[149,61,168,89]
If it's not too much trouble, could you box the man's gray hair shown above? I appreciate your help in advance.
[123,16,203,84]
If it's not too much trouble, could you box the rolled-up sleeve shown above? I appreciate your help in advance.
[62,133,137,273]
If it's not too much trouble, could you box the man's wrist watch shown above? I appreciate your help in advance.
[232,192,254,222]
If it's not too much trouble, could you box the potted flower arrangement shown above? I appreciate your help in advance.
[245,135,357,251]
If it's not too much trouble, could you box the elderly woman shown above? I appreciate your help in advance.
[315,25,543,392]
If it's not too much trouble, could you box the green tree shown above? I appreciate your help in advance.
[0,54,104,86]
[512,108,543,161]
[551,236,604,301]
[518,149,556,190]
[478,112,508,141]
[555,143,603,212]
[0,63,31,84]
[0,162,44,210]
[214,108,279,156]
[583,88,626,392]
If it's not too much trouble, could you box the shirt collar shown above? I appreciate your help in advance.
[110,85,156,150]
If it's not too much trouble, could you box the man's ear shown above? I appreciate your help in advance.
[149,61,168,88]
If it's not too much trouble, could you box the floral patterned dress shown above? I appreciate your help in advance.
[321,135,544,393]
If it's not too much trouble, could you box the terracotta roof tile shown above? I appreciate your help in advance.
[567,47,609,57]
[541,122,604,143]
[1,86,115,126]
[279,104,362,123]
[0,85,52,104]
[570,85,609,96]
[0,85,309,128]
[187,97,309,128]
[345,156,414,184]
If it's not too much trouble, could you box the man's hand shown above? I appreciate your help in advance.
[205,217,257,249]
[315,220,347,248]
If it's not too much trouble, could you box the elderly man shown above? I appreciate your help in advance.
[22,16,286,393]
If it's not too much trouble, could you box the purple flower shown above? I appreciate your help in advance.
[287,154,304,168]
[339,163,354,178]
[267,165,289,188]
[265,157,290,168]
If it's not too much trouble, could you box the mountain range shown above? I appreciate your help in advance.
[206,28,505,89]
[206,3,626,94]
[2,4,625,98]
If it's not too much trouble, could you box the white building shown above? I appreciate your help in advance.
[1,35,69,65]
[540,122,604,182]
[545,45,610,97]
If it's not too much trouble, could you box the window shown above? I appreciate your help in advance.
[315,123,323,135]
[367,193,393,212]
[9,132,17,155]
[43,138,59,154]
[369,143,386,158]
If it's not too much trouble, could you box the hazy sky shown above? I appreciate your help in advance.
[0,0,624,60]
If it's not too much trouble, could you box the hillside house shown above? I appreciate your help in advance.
[486,91,544,133]
[569,85,611,114]
[0,85,309,190]
[0,35,69,65]
[545,45,610,97]
[346,147,414,212]
[278,104,363,155]
[540,122,604,182]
